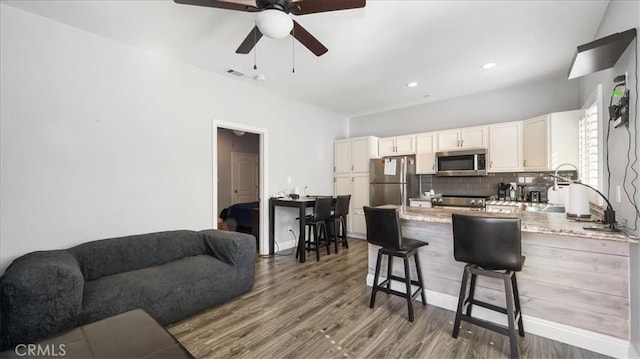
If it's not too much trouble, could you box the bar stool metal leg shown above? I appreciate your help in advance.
[341,217,349,248]
[370,251,383,308]
[452,265,470,338]
[504,272,519,359]
[512,273,525,337]
[414,253,427,305]
[386,255,393,291]
[403,256,414,322]
[321,222,330,255]
[466,273,477,317]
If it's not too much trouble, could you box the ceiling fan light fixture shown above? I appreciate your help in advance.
[255,9,293,39]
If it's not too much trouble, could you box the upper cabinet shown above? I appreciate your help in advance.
[334,136,379,174]
[488,121,523,173]
[436,126,488,151]
[415,132,437,174]
[523,110,580,171]
[378,135,416,156]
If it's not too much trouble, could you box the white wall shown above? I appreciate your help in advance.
[0,5,348,272]
[350,75,579,137]
[576,1,640,356]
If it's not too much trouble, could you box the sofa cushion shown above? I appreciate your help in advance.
[80,254,243,325]
[69,230,208,281]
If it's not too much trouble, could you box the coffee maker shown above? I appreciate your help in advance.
[498,183,509,201]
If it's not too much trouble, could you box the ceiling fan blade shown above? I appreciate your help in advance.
[291,21,328,56]
[236,26,264,54]
[173,0,259,12]
[289,0,365,15]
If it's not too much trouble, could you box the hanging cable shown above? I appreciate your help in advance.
[622,38,640,231]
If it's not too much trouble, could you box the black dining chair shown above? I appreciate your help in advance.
[451,213,525,359]
[297,196,333,261]
[364,206,428,322]
[326,194,351,253]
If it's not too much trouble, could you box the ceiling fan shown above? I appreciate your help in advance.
[174,0,366,56]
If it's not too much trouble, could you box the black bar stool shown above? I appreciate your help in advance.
[297,196,333,261]
[451,213,525,359]
[327,194,351,253]
[364,206,428,322]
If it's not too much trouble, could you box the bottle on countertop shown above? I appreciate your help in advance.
[509,182,517,201]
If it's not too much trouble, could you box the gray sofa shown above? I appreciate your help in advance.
[0,229,256,349]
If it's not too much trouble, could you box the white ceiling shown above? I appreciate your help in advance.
[3,0,610,117]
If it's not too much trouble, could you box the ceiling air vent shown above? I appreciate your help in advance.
[226,69,245,77]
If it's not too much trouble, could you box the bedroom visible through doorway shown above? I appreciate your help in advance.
[217,127,261,248]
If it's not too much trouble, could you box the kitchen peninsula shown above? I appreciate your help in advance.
[367,206,631,357]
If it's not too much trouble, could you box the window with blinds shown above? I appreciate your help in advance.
[578,104,599,189]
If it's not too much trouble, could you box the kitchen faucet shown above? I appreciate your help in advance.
[552,163,579,190]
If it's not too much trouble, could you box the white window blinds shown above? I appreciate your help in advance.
[578,104,599,189]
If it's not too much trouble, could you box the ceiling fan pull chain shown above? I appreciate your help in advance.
[253,28,258,70]
[292,27,295,73]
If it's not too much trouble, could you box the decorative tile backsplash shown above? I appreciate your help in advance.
[419,170,577,201]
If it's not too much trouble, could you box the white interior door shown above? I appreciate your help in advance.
[231,152,259,204]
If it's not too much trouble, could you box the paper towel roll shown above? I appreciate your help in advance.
[547,185,569,205]
[567,183,590,217]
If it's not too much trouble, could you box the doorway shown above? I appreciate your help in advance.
[214,121,268,255]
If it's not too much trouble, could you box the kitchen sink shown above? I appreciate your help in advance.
[524,204,565,213]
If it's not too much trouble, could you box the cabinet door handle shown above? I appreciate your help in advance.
[334,166,336,171]
[523,160,526,167]
[351,165,354,170]
[432,164,435,170]
[460,140,464,147]
[490,161,493,168]
[351,177,354,182]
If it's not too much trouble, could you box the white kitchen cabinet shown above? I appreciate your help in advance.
[415,132,437,174]
[334,136,378,174]
[334,139,352,173]
[334,137,377,237]
[488,121,523,172]
[378,135,416,156]
[523,110,580,171]
[334,173,369,236]
[436,126,488,151]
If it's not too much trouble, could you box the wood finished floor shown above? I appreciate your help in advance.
[167,239,609,359]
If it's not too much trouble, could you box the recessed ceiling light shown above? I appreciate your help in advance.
[482,62,497,69]
[407,81,418,88]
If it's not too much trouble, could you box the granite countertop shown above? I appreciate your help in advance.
[397,206,630,242]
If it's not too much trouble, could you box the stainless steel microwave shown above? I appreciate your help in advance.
[436,148,487,176]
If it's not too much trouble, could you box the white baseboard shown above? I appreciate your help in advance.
[630,344,640,359]
[366,274,630,358]
[273,239,296,252]
[347,232,365,240]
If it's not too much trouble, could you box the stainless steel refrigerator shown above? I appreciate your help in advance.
[370,155,418,207]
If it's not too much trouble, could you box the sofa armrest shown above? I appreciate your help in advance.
[200,229,256,267]
[1,250,84,349]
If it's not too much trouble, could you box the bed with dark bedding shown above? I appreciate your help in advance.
[220,201,260,235]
